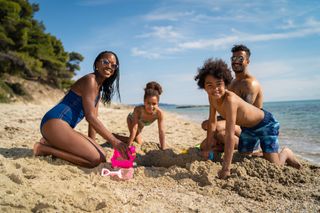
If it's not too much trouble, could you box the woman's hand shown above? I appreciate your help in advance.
[113,140,129,159]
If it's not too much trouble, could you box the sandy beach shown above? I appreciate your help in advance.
[0,94,319,212]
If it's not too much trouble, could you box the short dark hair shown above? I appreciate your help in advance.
[231,44,251,59]
[195,58,233,89]
[144,81,163,101]
[93,50,120,104]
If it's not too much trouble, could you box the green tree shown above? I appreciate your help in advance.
[0,0,84,89]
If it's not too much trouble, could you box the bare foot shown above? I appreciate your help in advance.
[33,142,43,156]
[39,137,49,145]
[280,147,302,169]
[33,138,50,156]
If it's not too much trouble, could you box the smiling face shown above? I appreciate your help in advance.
[204,75,226,99]
[231,50,249,73]
[95,53,118,79]
[144,95,159,114]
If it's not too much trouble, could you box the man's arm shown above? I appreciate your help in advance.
[242,79,263,108]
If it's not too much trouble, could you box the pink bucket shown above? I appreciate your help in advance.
[111,146,136,168]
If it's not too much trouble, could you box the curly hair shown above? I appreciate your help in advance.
[231,44,251,59]
[144,81,163,101]
[93,50,120,104]
[194,58,233,89]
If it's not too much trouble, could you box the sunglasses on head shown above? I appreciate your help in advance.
[101,59,118,70]
[231,56,245,63]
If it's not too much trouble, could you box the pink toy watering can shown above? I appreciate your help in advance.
[111,146,136,168]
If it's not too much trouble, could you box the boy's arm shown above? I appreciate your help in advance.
[88,100,99,140]
[157,109,166,150]
[128,107,139,145]
[205,96,217,150]
[219,96,237,179]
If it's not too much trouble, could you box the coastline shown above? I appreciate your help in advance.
[0,102,319,212]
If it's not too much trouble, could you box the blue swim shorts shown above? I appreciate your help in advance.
[238,109,280,153]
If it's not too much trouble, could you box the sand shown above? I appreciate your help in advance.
[0,100,319,212]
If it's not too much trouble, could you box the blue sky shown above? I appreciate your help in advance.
[30,0,320,105]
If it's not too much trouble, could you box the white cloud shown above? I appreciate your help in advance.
[131,47,160,59]
[136,26,182,41]
[305,17,320,26]
[177,36,238,50]
[143,11,194,21]
[181,22,320,50]
[252,57,320,80]
[250,57,320,101]
[262,76,320,102]
[279,19,296,30]
[132,20,320,59]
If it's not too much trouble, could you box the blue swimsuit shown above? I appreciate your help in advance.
[40,90,100,131]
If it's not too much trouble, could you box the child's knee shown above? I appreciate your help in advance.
[263,152,281,165]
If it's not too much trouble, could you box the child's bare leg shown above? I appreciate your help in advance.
[263,152,281,165]
[263,148,301,169]
[279,147,302,169]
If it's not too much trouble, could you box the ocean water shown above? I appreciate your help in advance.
[162,100,320,165]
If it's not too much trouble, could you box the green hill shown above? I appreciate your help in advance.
[0,0,83,102]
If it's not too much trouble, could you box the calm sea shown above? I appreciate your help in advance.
[162,100,320,165]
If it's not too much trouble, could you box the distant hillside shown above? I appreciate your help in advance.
[0,74,64,104]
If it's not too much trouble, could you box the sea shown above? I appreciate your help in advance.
[161,99,320,165]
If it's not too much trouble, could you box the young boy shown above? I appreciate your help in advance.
[195,58,301,179]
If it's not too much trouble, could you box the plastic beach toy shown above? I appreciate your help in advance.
[101,168,134,180]
[111,146,136,168]
[180,149,188,154]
